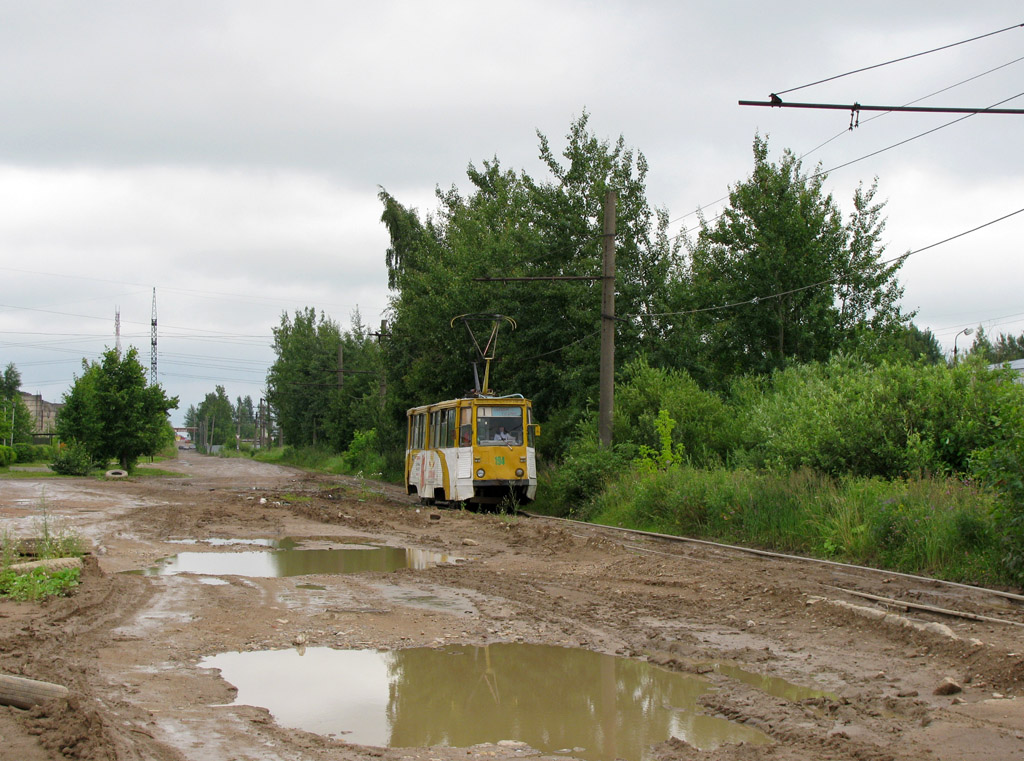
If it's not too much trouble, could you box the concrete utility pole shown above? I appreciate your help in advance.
[598,190,617,448]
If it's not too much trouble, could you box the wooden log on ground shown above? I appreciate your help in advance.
[6,556,83,575]
[0,673,70,709]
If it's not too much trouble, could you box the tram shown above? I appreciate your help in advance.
[405,394,539,507]
[405,314,539,507]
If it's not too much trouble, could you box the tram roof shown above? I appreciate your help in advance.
[406,395,530,414]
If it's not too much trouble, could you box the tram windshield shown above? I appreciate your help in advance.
[476,406,524,446]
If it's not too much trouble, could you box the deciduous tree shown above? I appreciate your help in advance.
[685,136,910,383]
[57,348,178,471]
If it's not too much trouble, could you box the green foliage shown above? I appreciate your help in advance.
[0,567,80,601]
[732,356,1019,478]
[0,445,14,467]
[12,443,47,463]
[194,385,235,449]
[684,136,909,384]
[988,330,1024,364]
[379,113,680,458]
[341,429,387,477]
[969,369,1024,584]
[531,428,630,518]
[0,503,83,601]
[266,307,383,453]
[614,359,736,467]
[635,409,684,472]
[50,441,95,475]
[0,363,34,445]
[590,466,1002,584]
[57,348,178,472]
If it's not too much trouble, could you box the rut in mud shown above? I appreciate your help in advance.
[1,451,1022,761]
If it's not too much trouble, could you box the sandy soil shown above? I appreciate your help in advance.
[1,451,1023,761]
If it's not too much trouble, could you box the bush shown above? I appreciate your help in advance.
[50,441,95,476]
[0,445,13,467]
[614,359,737,467]
[12,443,49,464]
[341,429,387,477]
[531,431,630,518]
[732,356,1023,479]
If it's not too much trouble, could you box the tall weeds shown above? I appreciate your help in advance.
[588,465,1003,585]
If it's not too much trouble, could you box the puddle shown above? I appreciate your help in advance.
[135,545,461,578]
[710,662,834,702]
[295,583,326,591]
[200,643,770,759]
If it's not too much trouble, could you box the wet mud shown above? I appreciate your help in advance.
[1,451,1022,761]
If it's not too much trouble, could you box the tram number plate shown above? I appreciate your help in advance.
[494,456,505,465]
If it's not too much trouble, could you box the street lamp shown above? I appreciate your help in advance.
[954,327,973,364]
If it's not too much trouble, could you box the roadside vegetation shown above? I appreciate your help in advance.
[531,356,1024,587]
[0,501,83,601]
[176,116,1024,590]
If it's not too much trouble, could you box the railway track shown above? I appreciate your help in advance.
[522,510,1024,629]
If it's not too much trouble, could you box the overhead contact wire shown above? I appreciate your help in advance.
[774,21,1024,96]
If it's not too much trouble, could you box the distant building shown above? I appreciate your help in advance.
[989,359,1024,384]
[19,391,62,435]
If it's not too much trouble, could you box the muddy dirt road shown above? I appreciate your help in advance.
[1,452,1023,761]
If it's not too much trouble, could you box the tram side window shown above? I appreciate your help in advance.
[459,407,472,446]
[444,408,456,448]
[410,413,426,450]
[427,409,456,449]
[476,406,524,445]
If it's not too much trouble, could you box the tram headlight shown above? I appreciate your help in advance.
[515,468,524,477]
[476,468,485,479]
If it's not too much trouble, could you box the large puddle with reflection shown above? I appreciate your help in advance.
[200,643,771,759]
[137,543,461,578]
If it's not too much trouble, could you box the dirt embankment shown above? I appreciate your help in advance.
[1,451,1022,761]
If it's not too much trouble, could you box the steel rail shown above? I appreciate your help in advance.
[521,511,1024,605]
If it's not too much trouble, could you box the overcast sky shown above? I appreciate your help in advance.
[2,2,1021,426]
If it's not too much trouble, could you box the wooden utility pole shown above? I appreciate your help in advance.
[471,189,618,445]
[599,190,617,448]
[338,345,344,388]
[379,320,388,402]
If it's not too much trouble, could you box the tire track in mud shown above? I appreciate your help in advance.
[0,558,185,761]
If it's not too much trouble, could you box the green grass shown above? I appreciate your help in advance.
[586,465,1005,586]
[0,469,62,479]
[0,501,84,601]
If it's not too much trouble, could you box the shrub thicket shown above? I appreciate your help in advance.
[541,356,1024,585]
[732,356,1019,478]
[50,441,95,476]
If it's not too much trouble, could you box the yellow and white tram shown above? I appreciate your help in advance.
[405,394,539,507]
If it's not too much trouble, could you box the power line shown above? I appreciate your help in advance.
[673,89,1024,246]
[740,99,1024,115]
[636,205,1024,320]
[668,54,1024,242]
[795,53,1024,162]
[773,21,1024,97]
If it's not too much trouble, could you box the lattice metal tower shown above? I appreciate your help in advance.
[150,288,158,385]
[115,307,122,357]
